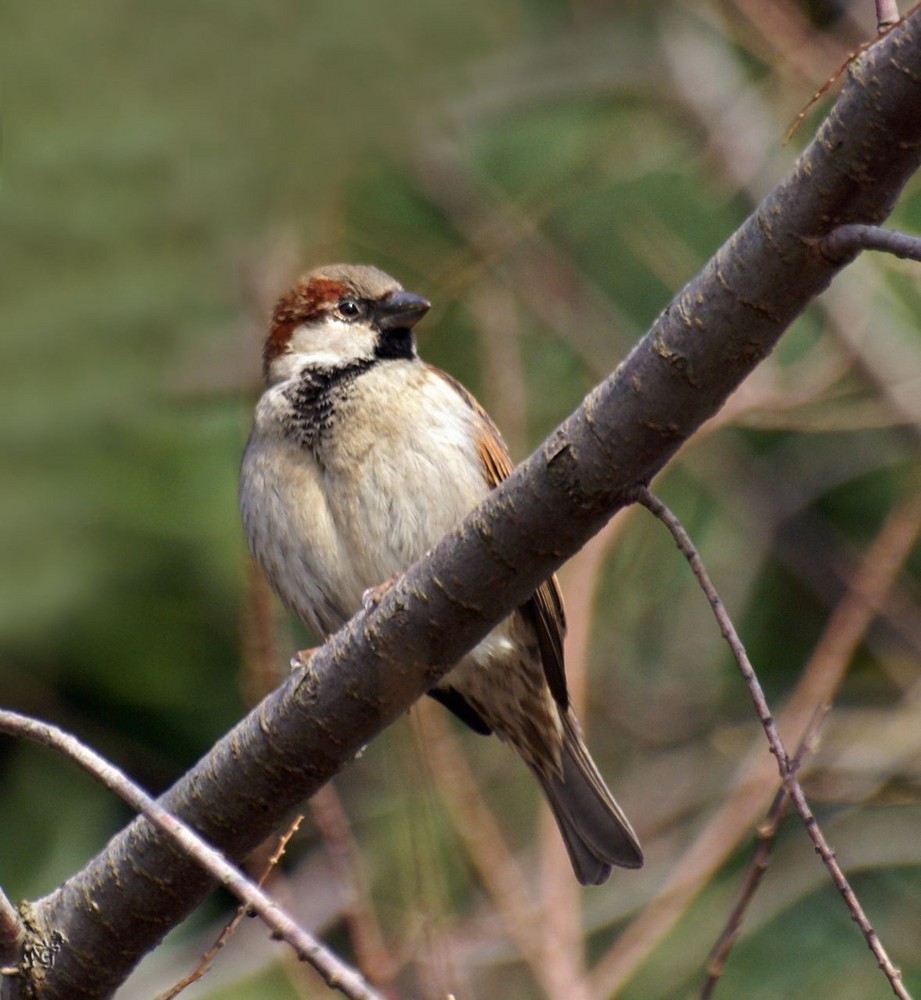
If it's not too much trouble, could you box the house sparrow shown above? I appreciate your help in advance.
[239,263,643,884]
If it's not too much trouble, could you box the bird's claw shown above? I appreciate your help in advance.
[290,647,317,671]
[362,574,400,612]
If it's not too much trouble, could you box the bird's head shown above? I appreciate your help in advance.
[262,263,431,385]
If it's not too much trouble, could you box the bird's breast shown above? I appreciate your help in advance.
[241,362,491,632]
[321,364,490,573]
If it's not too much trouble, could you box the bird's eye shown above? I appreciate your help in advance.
[336,298,362,320]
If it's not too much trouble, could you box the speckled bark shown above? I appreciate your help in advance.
[9,15,921,999]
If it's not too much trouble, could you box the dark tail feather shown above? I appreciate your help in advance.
[535,711,643,886]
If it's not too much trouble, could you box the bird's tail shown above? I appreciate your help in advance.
[534,710,643,885]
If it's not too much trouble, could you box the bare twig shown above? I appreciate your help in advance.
[309,784,399,993]
[633,489,912,1000]
[699,785,791,1000]
[0,711,386,1000]
[822,224,921,263]
[468,279,529,460]
[0,888,25,971]
[700,481,921,994]
[590,472,921,999]
[877,0,901,32]
[537,515,633,1000]
[783,27,885,146]
[413,705,549,986]
[240,556,285,708]
[700,709,825,999]
[156,816,303,1000]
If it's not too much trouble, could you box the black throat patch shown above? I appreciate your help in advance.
[280,328,416,457]
[374,326,416,361]
[281,359,375,457]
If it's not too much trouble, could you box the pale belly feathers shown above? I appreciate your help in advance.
[242,361,496,640]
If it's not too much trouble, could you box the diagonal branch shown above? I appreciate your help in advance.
[633,488,910,1000]
[0,712,383,1000]
[0,892,24,973]
[12,13,921,999]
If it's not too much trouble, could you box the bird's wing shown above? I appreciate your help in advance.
[428,366,569,708]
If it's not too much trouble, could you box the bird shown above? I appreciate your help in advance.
[239,263,643,884]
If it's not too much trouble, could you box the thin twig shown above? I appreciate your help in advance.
[822,224,921,263]
[0,710,386,1000]
[412,705,550,986]
[0,886,25,971]
[590,475,921,1000]
[877,0,901,32]
[240,556,285,708]
[156,815,304,1000]
[633,488,911,1000]
[539,516,632,1000]
[309,784,400,993]
[699,787,792,1000]
[782,10,904,146]
[469,279,528,461]
[700,481,921,994]
[700,709,822,999]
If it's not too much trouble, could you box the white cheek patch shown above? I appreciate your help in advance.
[291,350,358,369]
[267,319,379,384]
[288,320,377,364]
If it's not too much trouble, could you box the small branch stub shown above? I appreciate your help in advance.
[821,224,921,263]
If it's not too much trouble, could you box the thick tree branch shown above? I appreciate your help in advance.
[11,13,921,999]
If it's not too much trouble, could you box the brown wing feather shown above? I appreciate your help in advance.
[429,366,569,709]
[523,575,568,708]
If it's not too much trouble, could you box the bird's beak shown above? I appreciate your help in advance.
[376,290,431,331]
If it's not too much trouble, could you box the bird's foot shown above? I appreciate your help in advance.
[362,573,400,611]
[290,647,317,671]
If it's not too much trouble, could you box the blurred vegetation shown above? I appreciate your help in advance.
[2,1,921,998]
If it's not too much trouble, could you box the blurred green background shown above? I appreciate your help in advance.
[3,1,921,998]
